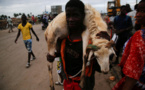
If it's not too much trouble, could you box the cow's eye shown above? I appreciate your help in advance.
[109,53,114,61]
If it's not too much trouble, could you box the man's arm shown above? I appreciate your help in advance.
[118,26,133,34]
[15,29,21,43]
[30,28,39,41]
[122,76,137,90]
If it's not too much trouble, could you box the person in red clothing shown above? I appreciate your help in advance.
[112,0,145,90]
[31,15,35,25]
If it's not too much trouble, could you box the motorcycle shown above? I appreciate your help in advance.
[42,22,48,30]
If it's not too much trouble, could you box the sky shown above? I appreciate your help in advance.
[0,0,141,17]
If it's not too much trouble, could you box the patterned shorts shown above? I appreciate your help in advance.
[24,39,32,52]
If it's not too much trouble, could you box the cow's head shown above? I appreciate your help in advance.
[87,40,116,74]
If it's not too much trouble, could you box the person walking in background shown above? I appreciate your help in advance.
[7,16,13,33]
[112,0,145,90]
[126,4,132,13]
[109,8,117,23]
[113,5,133,64]
[127,4,138,34]
[42,14,48,30]
[54,39,65,86]
[109,8,117,38]
[55,57,64,86]
[14,14,39,68]
[43,14,48,26]
[31,15,35,25]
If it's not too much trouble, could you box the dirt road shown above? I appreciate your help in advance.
[0,24,121,90]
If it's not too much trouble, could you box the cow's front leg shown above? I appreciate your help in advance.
[48,62,55,90]
[80,29,89,89]
[47,53,55,90]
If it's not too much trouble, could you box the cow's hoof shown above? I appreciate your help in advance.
[79,82,84,89]
[79,76,85,89]
[50,86,55,90]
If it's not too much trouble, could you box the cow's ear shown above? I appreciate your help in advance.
[106,40,115,48]
[96,31,110,41]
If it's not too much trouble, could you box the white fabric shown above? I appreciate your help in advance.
[111,34,118,44]
[127,10,136,27]
[109,16,115,22]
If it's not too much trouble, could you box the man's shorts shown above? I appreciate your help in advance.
[23,39,32,52]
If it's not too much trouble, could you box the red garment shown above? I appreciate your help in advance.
[32,16,34,20]
[63,79,81,90]
[113,30,145,90]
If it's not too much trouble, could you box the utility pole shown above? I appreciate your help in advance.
[45,6,46,12]
[136,0,138,4]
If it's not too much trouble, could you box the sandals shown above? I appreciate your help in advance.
[31,57,36,61]
[26,63,31,68]
[55,81,63,85]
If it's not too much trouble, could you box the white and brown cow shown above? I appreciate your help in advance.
[45,4,116,90]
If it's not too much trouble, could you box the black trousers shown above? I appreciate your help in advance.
[115,35,129,63]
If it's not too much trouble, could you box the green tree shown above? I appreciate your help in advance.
[0,15,2,20]
[1,15,4,19]
[0,14,7,20]
[14,13,18,18]
[19,13,21,15]
[4,15,7,19]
